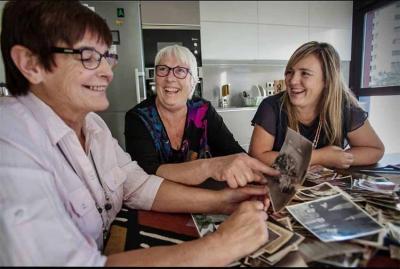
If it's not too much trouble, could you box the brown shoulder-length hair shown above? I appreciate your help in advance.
[281,41,359,146]
[1,0,112,96]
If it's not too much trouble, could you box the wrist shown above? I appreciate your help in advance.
[207,229,236,266]
[206,190,225,213]
[311,149,322,166]
[201,158,216,179]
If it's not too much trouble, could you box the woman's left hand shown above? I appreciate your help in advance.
[216,185,270,214]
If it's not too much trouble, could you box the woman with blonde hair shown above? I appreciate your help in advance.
[249,41,384,169]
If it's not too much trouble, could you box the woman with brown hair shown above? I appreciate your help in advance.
[249,41,384,169]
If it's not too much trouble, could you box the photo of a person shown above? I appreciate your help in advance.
[268,128,313,212]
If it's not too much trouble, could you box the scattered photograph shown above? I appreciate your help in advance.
[296,182,342,201]
[258,232,305,265]
[352,230,386,249]
[298,240,366,263]
[251,221,294,257]
[268,128,313,212]
[191,214,227,237]
[286,193,384,242]
[276,216,293,231]
[316,253,362,267]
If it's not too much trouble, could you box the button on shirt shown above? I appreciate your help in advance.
[0,93,163,266]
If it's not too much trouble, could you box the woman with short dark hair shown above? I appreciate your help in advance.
[0,0,277,266]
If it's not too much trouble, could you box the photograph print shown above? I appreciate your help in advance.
[268,127,313,212]
[286,193,383,242]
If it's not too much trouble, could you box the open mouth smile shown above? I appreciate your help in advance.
[83,85,107,92]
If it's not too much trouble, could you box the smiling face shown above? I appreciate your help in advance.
[285,53,325,111]
[155,54,192,112]
[33,31,114,120]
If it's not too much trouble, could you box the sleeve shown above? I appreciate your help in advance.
[0,144,106,266]
[206,103,245,156]
[113,139,163,211]
[251,97,277,136]
[125,110,161,174]
[345,102,369,132]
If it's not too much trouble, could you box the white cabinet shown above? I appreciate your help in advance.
[200,1,353,61]
[201,22,258,60]
[217,108,257,152]
[199,1,257,23]
[258,25,309,60]
[257,1,308,26]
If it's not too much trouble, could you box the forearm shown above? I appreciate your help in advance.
[106,232,232,266]
[346,146,384,166]
[250,151,279,166]
[151,180,221,213]
[310,149,323,166]
[156,159,213,185]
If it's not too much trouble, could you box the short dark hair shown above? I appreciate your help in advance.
[1,0,112,96]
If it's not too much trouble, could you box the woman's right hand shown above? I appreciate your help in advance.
[209,153,280,188]
[211,200,269,263]
[315,145,354,169]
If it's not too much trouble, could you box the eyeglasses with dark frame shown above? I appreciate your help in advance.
[51,47,118,70]
[155,65,192,79]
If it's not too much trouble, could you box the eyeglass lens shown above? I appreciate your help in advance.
[81,49,118,70]
[156,65,190,79]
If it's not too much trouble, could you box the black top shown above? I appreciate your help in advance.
[125,96,244,174]
[251,92,368,151]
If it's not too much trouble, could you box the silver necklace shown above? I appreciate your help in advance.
[312,117,323,149]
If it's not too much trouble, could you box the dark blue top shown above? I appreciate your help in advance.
[125,96,244,174]
[251,92,368,151]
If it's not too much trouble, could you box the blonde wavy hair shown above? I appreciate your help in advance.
[282,41,359,146]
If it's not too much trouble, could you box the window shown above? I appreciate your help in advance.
[350,1,400,153]
[350,0,400,94]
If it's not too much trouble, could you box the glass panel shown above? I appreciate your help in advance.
[362,1,400,88]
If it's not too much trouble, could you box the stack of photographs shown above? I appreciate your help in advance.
[245,225,305,266]
[191,213,304,266]
[365,203,400,226]
[268,128,313,212]
[305,167,353,190]
[294,182,346,202]
[299,240,368,267]
[286,193,384,242]
[345,173,400,227]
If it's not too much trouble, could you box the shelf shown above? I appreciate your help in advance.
[216,106,258,112]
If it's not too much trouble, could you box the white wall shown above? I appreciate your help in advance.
[367,96,400,154]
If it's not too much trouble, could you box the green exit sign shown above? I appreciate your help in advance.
[117,8,124,18]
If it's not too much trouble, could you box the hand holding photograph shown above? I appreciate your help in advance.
[268,128,313,212]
